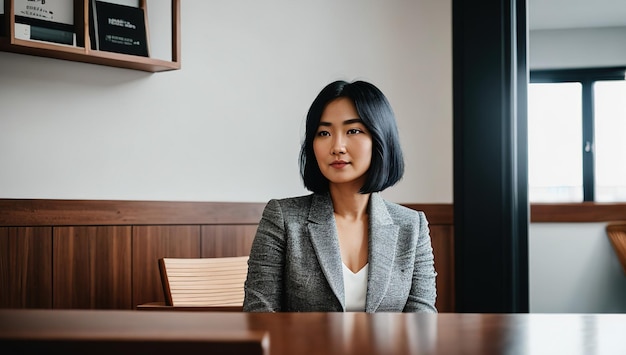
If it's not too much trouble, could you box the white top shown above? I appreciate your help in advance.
[342,262,368,311]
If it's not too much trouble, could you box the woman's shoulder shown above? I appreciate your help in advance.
[263,193,319,214]
[269,193,316,207]
[380,198,426,223]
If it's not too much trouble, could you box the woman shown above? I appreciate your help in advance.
[243,80,437,312]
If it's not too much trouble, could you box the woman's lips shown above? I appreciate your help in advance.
[330,161,349,168]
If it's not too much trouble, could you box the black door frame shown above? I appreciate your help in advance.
[452,0,529,312]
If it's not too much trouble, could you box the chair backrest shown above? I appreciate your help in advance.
[159,256,249,307]
[606,222,626,275]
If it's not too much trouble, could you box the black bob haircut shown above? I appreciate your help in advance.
[299,80,405,194]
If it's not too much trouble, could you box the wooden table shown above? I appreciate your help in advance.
[1,309,625,354]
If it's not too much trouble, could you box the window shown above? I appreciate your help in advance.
[594,81,626,202]
[528,67,626,202]
[528,82,583,202]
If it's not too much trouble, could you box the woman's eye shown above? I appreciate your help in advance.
[317,131,330,137]
[347,128,363,135]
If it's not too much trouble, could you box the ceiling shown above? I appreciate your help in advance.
[528,0,626,30]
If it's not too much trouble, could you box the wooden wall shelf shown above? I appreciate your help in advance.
[0,0,180,72]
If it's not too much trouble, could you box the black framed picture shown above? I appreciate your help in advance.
[90,0,149,57]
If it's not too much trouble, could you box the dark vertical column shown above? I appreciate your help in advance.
[452,0,529,312]
[582,81,595,201]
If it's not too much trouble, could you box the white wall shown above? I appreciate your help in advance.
[0,0,453,204]
[529,26,626,69]
[528,27,626,313]
[530,223,626,313]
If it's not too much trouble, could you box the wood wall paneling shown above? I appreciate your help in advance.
[430,225,455,313]
[0,199,457,312]
[132,225,201,307]
[0,227,52,308]
[402,204,453,225]
[53,226,132,309]
[201,225,258,257]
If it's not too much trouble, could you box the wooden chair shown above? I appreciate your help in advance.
[158,256,249,308]
[606,222,626,275]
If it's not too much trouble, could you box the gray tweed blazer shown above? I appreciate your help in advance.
[243,192,437,313]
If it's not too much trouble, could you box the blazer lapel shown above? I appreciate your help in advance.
[365,193,400,312]
[306,193,345,310]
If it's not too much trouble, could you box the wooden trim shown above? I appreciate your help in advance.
[530,203,626,223]
[0,199,266,226]
[3,199,625,225]
[0,199,454,227]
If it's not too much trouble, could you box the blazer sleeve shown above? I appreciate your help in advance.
[243,199,286,312]
[404,211,438,313]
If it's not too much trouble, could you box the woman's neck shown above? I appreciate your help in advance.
[329,185,371,220]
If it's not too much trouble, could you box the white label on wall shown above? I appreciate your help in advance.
[14,23,31,39]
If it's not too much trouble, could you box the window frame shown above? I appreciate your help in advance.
[529,66,626,202]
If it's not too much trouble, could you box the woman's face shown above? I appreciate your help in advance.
[313,97,373,190]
